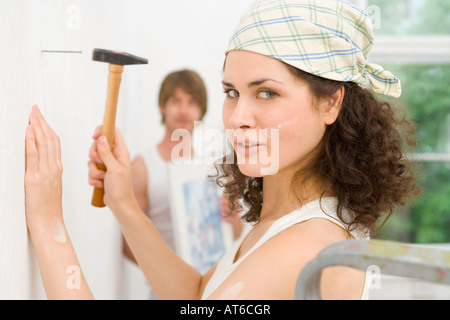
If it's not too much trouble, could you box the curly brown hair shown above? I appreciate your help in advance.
[214,63,420,236]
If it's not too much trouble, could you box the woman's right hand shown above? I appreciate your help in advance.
[88,126,138,215]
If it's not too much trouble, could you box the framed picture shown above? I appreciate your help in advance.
[167,163,234,274]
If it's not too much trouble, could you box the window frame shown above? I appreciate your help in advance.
[350,0,450,164]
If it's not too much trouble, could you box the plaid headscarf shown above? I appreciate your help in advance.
[226,0,401,98]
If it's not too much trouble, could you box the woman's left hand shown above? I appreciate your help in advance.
[24,106,95,299]
[25,105,64,235]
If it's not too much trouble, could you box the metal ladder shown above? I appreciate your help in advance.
[295,239,450,300]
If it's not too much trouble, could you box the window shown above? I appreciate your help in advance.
[351,0,450,243]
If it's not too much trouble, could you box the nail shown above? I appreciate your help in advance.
[99,136,107,146]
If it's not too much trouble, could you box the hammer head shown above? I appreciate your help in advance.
[92,48,148,65]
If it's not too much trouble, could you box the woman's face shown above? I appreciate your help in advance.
[222,50,328,177]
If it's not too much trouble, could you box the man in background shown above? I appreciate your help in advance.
[124,69,208,263]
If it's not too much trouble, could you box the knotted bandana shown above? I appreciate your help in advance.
[226,0,401,98]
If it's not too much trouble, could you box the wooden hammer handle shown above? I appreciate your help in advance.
[92,64,124,207]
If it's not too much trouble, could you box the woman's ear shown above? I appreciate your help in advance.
[321,86,345,125]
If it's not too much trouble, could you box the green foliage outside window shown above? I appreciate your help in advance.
[368,0,450,243]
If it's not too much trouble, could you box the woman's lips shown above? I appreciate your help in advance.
[234,140,266,156]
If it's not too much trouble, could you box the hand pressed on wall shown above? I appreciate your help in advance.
[24,105,64,235]
[24,106,94,299]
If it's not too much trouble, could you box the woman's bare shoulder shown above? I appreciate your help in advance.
[207,218,356,299]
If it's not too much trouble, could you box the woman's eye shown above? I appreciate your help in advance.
[258,90,277,99]
[224,89,239,98]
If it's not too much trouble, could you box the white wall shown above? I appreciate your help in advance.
[0,0,254,299]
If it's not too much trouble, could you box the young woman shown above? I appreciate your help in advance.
[24,0,419,300]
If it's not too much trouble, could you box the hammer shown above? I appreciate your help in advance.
[91,48,148,207]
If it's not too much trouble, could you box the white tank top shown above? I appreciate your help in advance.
[141,146,175,251]
[201,197,370,299]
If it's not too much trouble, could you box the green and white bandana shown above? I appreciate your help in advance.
[226,0,401,98]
